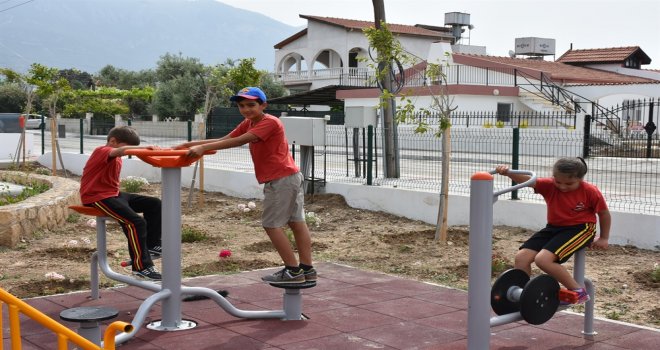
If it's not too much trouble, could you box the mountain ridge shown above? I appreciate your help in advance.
[0,0,298,73]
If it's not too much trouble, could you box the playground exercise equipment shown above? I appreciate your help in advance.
[69,149,315,347]
[491,269,581,325]
[0,287,132,350]
[59,306,121,346]
[467,170,596,350]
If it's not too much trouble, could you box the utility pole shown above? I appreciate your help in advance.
[372,0,400,177]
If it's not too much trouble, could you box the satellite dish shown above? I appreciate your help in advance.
[508,50,516,58]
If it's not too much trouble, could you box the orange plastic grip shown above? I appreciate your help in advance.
[124,148,216,168]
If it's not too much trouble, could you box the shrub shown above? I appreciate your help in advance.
[35,168,51,175]
[0,181,50,206]
[120,176,149,193]
[652,263,660,283]
[305,211,321,227]
[181,226,209,243]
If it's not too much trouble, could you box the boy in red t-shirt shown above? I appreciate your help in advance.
[175,87,315,285]
[495,157,611,304]
[80,126,162,281]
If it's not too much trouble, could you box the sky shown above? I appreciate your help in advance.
[217,0,660,69]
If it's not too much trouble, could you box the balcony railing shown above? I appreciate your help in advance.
[272,65,525,88]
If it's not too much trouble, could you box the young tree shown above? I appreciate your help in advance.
[363,19,455,242]
[27,63,72,175]
[1,68,42,166]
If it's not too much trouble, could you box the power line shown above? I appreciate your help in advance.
[0,0,36,14]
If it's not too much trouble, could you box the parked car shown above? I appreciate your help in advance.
[24,114,47,129]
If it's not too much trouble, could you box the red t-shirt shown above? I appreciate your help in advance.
[79,146,121,204]
[534,177,608,226]
[229,114,299,183]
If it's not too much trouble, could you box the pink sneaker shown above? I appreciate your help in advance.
[573,288,590,304]
[560,287,590,305]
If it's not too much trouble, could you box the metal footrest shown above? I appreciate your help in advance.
[268,281,317,289]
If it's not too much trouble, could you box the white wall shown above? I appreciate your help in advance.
[0,133,35,161]
[38,152,659,250]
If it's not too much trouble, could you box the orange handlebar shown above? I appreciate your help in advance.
[124,148,216,168]
[125,149,189,156]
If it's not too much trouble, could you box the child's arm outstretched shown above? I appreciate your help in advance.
[494,165,535,187]
[173,135,231,150]
[591,209,611,250]
[109,145,160,157]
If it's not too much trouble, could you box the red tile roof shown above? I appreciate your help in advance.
[556,46,651,65]
[453,54,658,85]
[299,15,454,39]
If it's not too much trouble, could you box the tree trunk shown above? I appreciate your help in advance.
[435,127,451,242]
[372,0,399,178]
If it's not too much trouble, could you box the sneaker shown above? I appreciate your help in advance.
[561,287,590,305]
[261,268,305,284]
[302,267,317,282]
[148,245,162,259]
[132,266,162,281]
[574,288,590,304]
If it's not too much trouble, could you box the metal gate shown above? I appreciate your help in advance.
[90,115,115,135]
[586,98,659,158]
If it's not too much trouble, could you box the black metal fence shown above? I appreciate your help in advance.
[42,107,660,216]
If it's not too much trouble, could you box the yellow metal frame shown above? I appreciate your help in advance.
[0,288,132,350]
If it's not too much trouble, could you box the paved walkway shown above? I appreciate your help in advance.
[4,262,659,349]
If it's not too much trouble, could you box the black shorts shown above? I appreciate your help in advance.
[520,223,596,263]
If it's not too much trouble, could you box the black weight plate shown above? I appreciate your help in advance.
[520,274,560,325]
[491,269,530,315]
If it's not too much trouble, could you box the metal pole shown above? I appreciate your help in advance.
[511,128,520,200]
[467,172,494,350]
[573,249,596,336]
[583,114,591,159]
[367,125,373,185]
[160,167,183,328]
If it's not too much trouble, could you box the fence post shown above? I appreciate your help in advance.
[511,127,520,200]
[367,125,373,185]
[646,101,656,158]
[79,118,83,154]
[583,114,592,158]
[126,119,132,159]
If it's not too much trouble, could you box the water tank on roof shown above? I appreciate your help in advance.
[514,37,556,56]
[444,12,472,44]
[444,12,471,26]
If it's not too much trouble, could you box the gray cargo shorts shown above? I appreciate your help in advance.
[262,172,305,228]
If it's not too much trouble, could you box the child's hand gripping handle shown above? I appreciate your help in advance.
[490,169,537,197]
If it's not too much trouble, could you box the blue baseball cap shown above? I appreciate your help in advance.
[229,87,267,103]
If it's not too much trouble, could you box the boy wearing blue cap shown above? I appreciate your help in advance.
[175,87,315,284]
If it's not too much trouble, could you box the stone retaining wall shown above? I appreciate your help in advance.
[0,171,81,248]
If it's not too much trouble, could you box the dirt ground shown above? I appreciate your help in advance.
[1,182,658,329]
